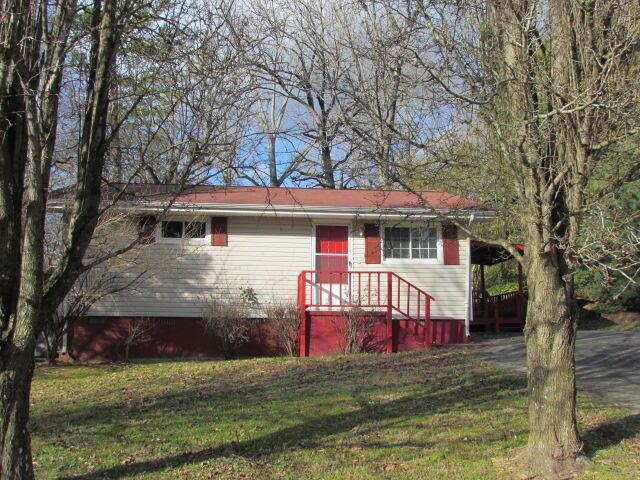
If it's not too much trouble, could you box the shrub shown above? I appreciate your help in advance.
[335,306,378,354]
[201,286,259,359]
[263,300,300,356]
[122,318,153,363]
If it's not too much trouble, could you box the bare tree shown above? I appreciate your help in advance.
[0,1,239,476]
[334,1,420,187]
[1,2,118,475]
[43,246,145,365]
[248,81,298,186]
[355,0,640,476]
[243,0,355,188]
[71,1,252,187]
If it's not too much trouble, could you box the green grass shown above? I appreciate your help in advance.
[31,350,639,479]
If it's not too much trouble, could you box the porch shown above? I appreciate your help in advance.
[470,241,526,332]
[296,270,467,357]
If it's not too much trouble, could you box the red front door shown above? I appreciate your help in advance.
[315,226,349,304]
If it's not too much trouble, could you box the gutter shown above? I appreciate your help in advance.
[47,200,497,221]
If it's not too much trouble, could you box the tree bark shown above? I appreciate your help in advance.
[267,134,279,187]
[0,342,36,480]
[0,0,29,344]
[320,140,335,189]
[0,50,48,478]
[0,170,43,479]
[524,251,586,477]
[0,1,116,476]
[0,233,41,478]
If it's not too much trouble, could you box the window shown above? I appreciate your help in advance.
[161,221,183,238]
[384,227,438,260]
[161,220,206,240]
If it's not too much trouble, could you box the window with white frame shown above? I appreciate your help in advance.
[384,226,438,260]
[160,220,206,240]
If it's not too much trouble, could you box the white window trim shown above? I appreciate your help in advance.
[381,223,443,265]
[157,218,211,245]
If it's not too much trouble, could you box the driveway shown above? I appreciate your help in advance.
[478,331,640,412]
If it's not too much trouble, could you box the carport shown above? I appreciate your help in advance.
[471,241,526,332]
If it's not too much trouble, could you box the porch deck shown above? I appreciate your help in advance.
[472,290,526,332]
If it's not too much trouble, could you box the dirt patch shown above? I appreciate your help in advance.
[579,301,640,332]
[602,311,640,331]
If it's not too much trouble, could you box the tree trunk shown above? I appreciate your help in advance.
[265,134,276,187]
[524,251,586,477]
[0,104,47,478]
[46,336,59,365]
[320,142,335,189]
[0,343,36,480]
[0,239,41,479]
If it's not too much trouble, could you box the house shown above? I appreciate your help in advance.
[49,184,501,360]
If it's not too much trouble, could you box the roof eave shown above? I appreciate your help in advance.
[46,200,496,221]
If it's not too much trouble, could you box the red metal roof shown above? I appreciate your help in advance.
[50,184,479,211]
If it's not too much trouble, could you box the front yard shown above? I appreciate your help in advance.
[32,349,639,479]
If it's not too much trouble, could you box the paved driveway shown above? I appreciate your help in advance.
[478,331,640,412]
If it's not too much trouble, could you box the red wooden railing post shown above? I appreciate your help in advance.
[517,262,524,326]
[415,294,421,335]
[298,273,309,357]
[386,272,394,353]
[329,272,333,307]
[425,295,432,348]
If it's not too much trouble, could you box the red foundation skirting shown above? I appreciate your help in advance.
[71,315,467,361]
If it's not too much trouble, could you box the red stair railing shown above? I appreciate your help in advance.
[297,270,435,355]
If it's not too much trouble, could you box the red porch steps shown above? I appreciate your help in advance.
[297,270,445,356]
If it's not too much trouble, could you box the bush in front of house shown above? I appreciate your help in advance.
[335,305,378,354]
[122,317,154,363]
[201,286,259,359]
[263,299,300,356]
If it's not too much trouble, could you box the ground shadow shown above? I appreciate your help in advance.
[577,299,618,331]
[582,413,640,457]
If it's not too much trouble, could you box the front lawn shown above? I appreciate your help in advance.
[31,349,639,479]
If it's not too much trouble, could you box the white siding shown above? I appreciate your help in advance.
[89,215,469,320]
[352,221,469,320]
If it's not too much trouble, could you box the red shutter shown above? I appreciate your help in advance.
[211,217,228,246]
[138,215,156,244]
[364,224,381,264]
[442,224,459,265]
